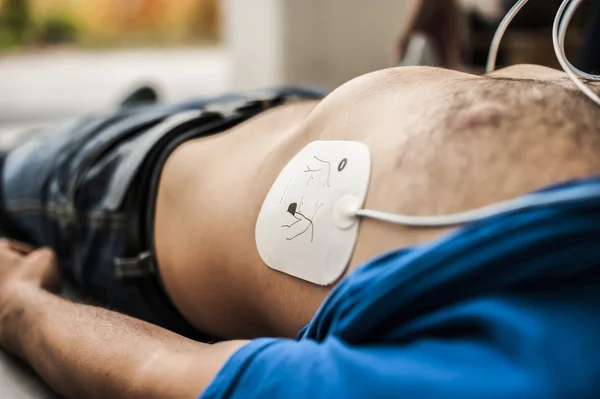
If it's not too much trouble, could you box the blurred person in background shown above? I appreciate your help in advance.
[395,0,591,69]
[394,0,470,68]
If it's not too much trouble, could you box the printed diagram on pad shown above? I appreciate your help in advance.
[281,155,350,243]
[304,156,332,187]
[282,197,324,242]
[256,140,371,286]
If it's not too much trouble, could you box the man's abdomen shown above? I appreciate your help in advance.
[155,66,600,340]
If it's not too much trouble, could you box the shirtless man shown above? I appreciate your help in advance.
[1,60,600,398]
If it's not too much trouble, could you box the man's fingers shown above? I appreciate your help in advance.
[25,248,56,267]
[0,242,61,293]
[0,239,25,263]
[8,240,34,255]
[24,248,62,292]
[0,239,10,250]
[0,239,34,255]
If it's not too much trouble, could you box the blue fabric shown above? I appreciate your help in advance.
[202,176,600,399]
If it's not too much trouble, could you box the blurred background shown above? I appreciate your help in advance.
[0,0,223,145]
[0,0,595,148]
[1,2,598,397]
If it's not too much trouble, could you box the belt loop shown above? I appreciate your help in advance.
[114,251,157,280]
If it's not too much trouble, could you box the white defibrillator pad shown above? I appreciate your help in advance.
[255,141,371,286]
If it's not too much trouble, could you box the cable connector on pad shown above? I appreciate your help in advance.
[333,195,361,230]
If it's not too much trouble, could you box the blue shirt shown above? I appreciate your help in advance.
[202,178,600,399]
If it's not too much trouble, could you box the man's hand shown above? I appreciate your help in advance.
[0,239,61,311]
[0,238,244,399]
[394,0,467,68]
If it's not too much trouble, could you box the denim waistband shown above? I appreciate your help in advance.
[0,151,28,242]
[0,87,326,340]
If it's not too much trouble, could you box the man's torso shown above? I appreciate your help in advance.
[154,65,600,338]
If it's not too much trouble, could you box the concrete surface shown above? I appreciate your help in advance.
[0,352,60,399]
[224,0,408,89]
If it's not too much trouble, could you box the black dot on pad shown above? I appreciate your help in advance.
[287,203,298,215]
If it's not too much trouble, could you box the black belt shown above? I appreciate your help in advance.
[0,152,31,243]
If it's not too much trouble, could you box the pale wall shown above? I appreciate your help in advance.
[223,0,409,90]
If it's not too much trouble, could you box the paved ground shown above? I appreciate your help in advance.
[0,352,59,399]
[0,46,231,149]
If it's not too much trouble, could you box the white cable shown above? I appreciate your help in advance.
[556,0,600,80]
[486,0,530,73]
[487,0,600,81]
[553,0,600,106]
[359,0,600,229]
[354,184,600,228]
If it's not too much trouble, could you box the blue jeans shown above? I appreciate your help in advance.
[0,87,325,340]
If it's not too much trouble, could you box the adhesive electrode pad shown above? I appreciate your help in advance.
[255,141,371,286]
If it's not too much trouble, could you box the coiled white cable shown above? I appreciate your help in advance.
[487,0,600,82]
[554,0,600,81]
[486,0,530,73]
[554,0,600,106]
[352,1,600,228]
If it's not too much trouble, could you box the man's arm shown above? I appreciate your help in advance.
[0,241,246,399]
[394,0,466,68]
